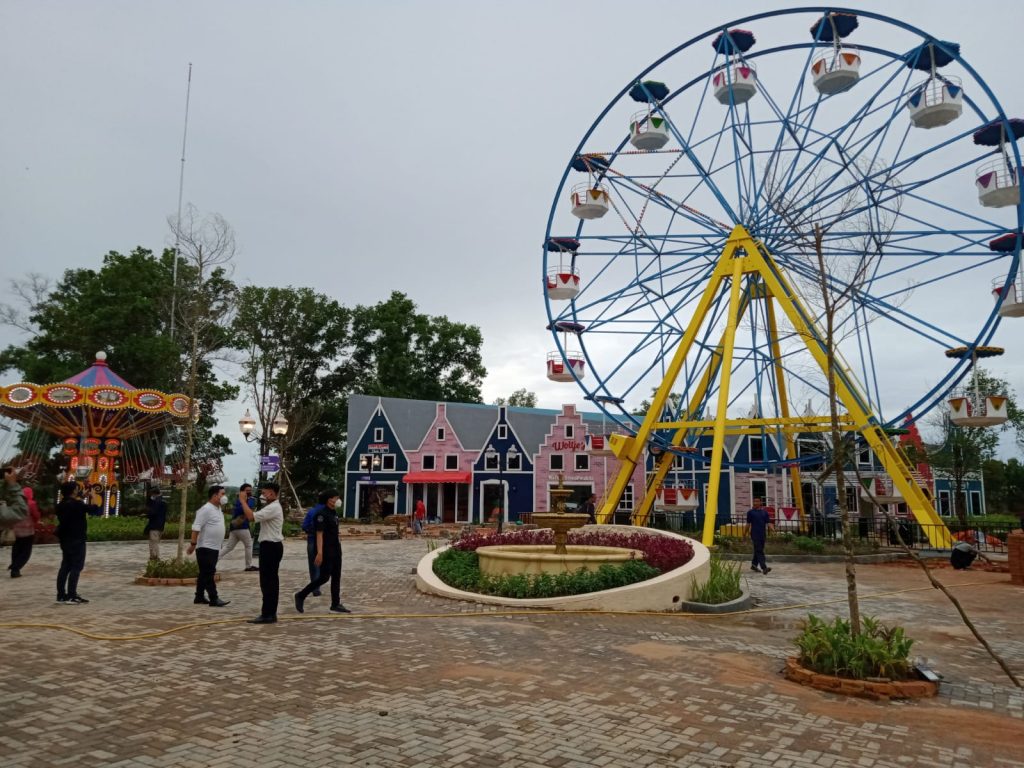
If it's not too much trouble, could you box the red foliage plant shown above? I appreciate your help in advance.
[451,528,694,574]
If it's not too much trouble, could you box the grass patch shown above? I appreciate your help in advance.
[143,558,200,579]
[432,548,660,598]
[795,614,915,680]
[690,556,742,604]
[715,534,879,556]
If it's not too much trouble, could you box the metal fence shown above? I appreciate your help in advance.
[644,510,1017,552]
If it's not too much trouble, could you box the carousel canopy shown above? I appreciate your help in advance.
[0,351,192,440]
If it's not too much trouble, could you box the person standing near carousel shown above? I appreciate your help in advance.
[9,484,40,577]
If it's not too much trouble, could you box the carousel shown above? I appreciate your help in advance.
[0,352,192,515]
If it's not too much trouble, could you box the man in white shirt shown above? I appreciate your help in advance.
[188,486,230,607]
[248,481,284,624]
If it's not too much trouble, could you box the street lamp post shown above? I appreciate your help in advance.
[359,453,381,520]
[485,444,518,533]
[238,408,289,555]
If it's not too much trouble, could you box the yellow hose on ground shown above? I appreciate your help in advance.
[0,581,994,642]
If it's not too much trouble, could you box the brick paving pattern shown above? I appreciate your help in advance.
[1,537,1022,767]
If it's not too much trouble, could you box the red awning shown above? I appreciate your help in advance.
[403,471,471,484]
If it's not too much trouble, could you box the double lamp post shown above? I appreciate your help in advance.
[238,408,289,555]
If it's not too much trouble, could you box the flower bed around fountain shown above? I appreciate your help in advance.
[416,525,711,611]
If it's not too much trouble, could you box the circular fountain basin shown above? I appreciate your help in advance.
[477,544,645,576]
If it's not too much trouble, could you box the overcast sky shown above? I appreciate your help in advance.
[2,1,1023,483]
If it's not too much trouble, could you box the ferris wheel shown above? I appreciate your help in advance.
[542,8,1022,544]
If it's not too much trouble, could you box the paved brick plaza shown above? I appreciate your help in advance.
[1,537,1022,768]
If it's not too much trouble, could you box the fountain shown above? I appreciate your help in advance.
[475,474,643,576]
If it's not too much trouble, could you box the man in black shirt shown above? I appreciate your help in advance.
[294,489,349,614]
[144,488,167,561]
[55,481,90,604]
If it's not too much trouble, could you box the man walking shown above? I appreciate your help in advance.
[220,483,258,572]
[744,496,774,575]
[188,486,230,607]
[294,488,349,614]
[248,482,284,624]
[144,488,167,561]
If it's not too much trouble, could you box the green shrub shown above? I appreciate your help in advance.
[792,536,825,554]
[431,548,659,598]
[690,556,742,604]
[795,614,915,680]
[143,558,200,579]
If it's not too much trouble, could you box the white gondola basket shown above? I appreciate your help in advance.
[570,182,610,220]
[712,62,757,105]
[810,48,861,95]
[546,265,581,300]
[947,391,1009,427]
[907,76,963,129]
[656,487,699,511]
[975,159,1020,208]
[546,351,586,382]
[991,274,1024,317]
[629,110,671,151]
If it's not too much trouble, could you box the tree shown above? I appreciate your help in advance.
[345,292,486,403]
[494,389,537,408]
[231,286,351,504]
[168,205,239,560]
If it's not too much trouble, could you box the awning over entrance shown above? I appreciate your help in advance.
[403,471,471,484]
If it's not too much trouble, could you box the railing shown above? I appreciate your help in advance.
[647,511,1015,551]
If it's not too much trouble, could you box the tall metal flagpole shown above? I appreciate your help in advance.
[169,63,193,340]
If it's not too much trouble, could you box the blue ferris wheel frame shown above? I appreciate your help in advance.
[542,5,1023,469]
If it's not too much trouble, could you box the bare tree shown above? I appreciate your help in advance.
[167,204,238,561]
[0,273,51,336]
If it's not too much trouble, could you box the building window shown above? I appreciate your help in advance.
[549,454,564,471]
[673,453,685,469]
[858,446,872,466]
[750,479,768,505]
[498,425,508,440]
[845,485,858,512]
[484,452,498,471]
[937,490,950,516]
[445,454,459,471]
[575,453,589,471]
[749,437,765,463]
[436,427,445,441]
[381,454,396,472]
[374,427,383,442]
[507,452,521,470]
[422,455,435,471]
[970,490,982,515]
[702,447,714,461]
[565,425,574,439]
[618,484,634,510]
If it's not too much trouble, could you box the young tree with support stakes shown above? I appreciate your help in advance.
[167,205,238,562]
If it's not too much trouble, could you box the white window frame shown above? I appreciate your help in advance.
[969,489,982,516]
[498,425,508,440]
[858,447,872,466]
[507,453,521,471]
[565,424,574,439]
[381,454,396,472]
[374,427,384,442]
[750,478,768,506]
[436,427,445,441]
[484,453,499,471]
[445,454,459,471]
[549,454,564,471]
[618,483,634,511]
[749,436,766,464]
[422,455,436,471]
[937,489,951,516]
[575,453,589,471]
[845,485,858,512]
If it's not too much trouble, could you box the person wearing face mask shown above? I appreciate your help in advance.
[220,483,258,572]
[294,488,349,614]
[247,482,284,624]
[187,485,230,607]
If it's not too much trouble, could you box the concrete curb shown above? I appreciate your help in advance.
[677,586,753,614]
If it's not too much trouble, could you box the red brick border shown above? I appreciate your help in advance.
[783,657,937,701]
[134,574,221,587]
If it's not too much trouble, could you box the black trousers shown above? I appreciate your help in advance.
[298,553,342,606]
[195,546,220,601]
[258,540,283,618]
[57,538,87,598]
[751,537,768,572]
[10,535,34,572]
